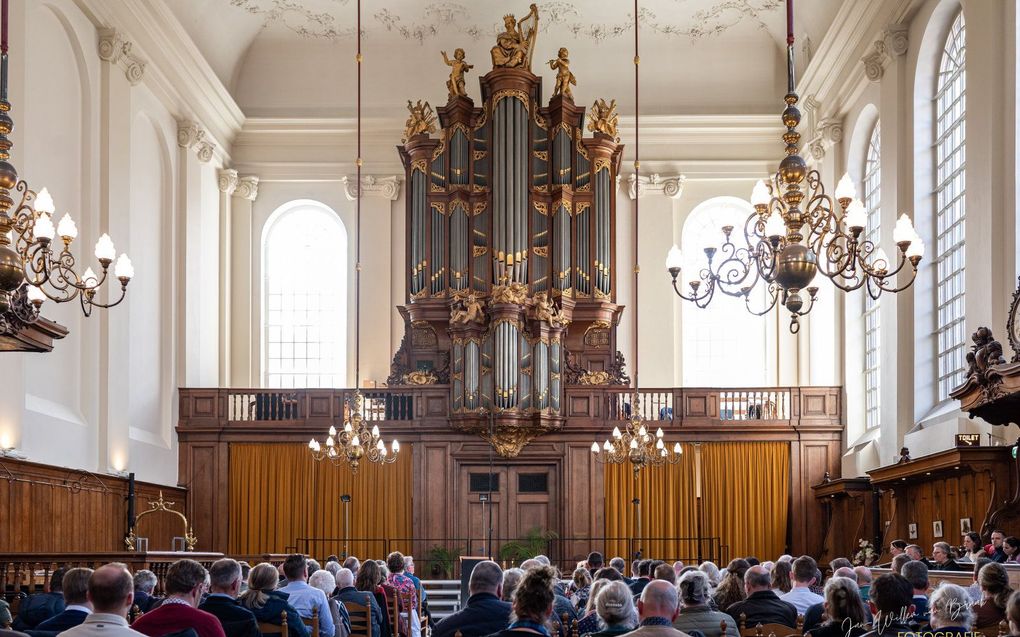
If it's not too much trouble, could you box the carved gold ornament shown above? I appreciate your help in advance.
[125,491,196,551]
[548,47,576,99]
[441,48,473,99]
[490,4,539,71]
[490,282,529,305]
[403,100,437,142]
[403,370,438,385]
[587,98,620,140]
[578,370,611,386]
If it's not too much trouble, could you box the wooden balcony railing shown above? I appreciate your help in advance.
[179,385,841,432]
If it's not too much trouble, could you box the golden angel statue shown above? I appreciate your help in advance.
[441,48,473,99]
[450,291,486,325]
[491,4,539,71]
[587,98,619,140]
[548,47,576,99]
[403,99,437,142]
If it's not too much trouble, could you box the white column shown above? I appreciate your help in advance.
[218,169,238,387]
[230,176,259,387]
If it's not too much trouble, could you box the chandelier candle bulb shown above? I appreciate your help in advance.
[82,267,98,288]
[392,440,399,452]
[629,438,638,449]
[94,233,116,263]
[655,427,664,438]
[764,210,785,240]
[591,442,599,453]
[612,426,622,438]
[673,443,683,453]
[371,424,380,437]
[57,213,77,240]
[870,247,890,275]
[893,213,916,245]
[114,254,133,281]
[328,425,337,437]
[25,284,44,306]
[906,233,925,260]
[666,245,682,272]
[750,179,771,209]
[34,187,55,215]
[655,438,664,449]
[835,173,856,204]
[33,215,55,242]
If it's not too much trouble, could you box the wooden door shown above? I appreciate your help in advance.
[456,464,558,558]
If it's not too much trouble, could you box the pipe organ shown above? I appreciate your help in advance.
[393,13,625,456]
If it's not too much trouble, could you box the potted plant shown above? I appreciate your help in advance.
[427,544,463,579]
[498,527,559,566]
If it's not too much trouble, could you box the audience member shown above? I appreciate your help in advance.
[485,565,557,637]
[588,581,638,637]
[342,558,360,579]
[0,598,10,628]
[278,554,335,637]
[779,556,823,615]
[931,542,962,572]
[609,557,627,579]
[861,574,914,637]
[890,555,910,575]
[929,584,973,633]
[627,580,688,637]
[972,562,1012,628]
[501,569,524,603]
[828,559,852,574]
[853,567,872,600]
[761,562,774,573]
[337,567,386,637]
[673,571,738,637]
[801,569,862,633]
[309,569,351,637]
[726,565,797,628]
[588,552,605,576]
[132,559,225,637]
[745,558,760,567]
[1007,590,1020,637]
[384,552,420,637]
[712,559,749,611]
[961,532,985,562]
[889,541,907,557]
[239,562,251,594]
[900,560,929,626]
[777,556,793,564]
[59,564,144,637]
[36,567,94,633]
[132,570,160,614]
[905,545,932,570]
[325,562,341,579]
[698,563,721,593]
[571,568,593,611]
[238,562,308,637]
[520,559,575,622]
[805,577,867,637]
[533,555,551,567]
[1004,537,1020,564]
[672,562,685,578]
[434,561,509,637]
[629,561,654,597]
[593,568,623,583]
[353,560,391,637]
[576,579,612,635]
[652,564,675,586]
[198,559,259,637]
[967,558,993,603]
[769,561,792,595]
[990,531,1008,563]
[13,567,67,630]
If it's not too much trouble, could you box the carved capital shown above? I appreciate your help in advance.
[217,169,239,195]
[97,28,146,86]
[862,41,888,82]
[627,173,686,200]
[342,175,402,201]
[235,176,259,201]
[177,120,216,163]
[884,24,909,57]
[195,141,216,163]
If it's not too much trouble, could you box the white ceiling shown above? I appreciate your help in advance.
[165,0,843,118]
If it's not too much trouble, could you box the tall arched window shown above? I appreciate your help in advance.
[262,201,348,388]
[863,122,881,429]
[681,197,768,387]
[934,11,966,401]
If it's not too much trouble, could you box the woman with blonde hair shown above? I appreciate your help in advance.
[804,577,867,637]
[238,562,308,637]
[712,559,750,611]
[575,579,611,635]
[770,560,793,595]
[571,567,594,611]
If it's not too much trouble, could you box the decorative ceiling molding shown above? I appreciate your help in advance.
[341,176,402,201]
[177,120,217,163]
[217,168,240,194]
[627,174,686,200]
[97,28,147,86]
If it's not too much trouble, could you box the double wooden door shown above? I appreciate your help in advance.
[457,463,557,558]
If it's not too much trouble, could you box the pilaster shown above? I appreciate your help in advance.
[230,175,259,387]
[217,169,238,386]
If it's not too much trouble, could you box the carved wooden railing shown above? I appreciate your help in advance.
[179,385,841,431]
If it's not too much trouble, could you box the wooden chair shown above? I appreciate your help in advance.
[721,620,729,637]
[258,610,289,636]
[302,607,319,637]
[975,620,1009,637]
[344,594,374,637]
[737,613,804,637]
[128,604,144,623]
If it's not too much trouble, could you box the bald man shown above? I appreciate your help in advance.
[725,565,798,628]
[59,563,145,637]
[626,580,692,637]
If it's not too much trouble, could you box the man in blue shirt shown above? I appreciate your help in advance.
[278,554,334,637]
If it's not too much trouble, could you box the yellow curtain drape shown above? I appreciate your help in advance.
[229,443,413,558]
[604,441,789,563]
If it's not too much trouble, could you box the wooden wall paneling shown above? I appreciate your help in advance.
[563,443,604,565]
[793,435,842,557]
[812,479,873,564]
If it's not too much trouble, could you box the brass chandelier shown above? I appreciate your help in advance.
[308,0,399,474]
[665,0,923,333]
[0,0,132,340]
[592,0,682,475]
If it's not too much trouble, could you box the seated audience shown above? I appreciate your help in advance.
[990,531,1008,563]
[1,598,10,628]
[853,567,872,601]
[890,554,910,575]
[967,558,993,603]
[805,577,867,637]
[929,584,973,635]
[434,561,509,637]
[384,552,419,637]
[673,571,738,637]
[801,568,853,632]
[900,560,929,626]
[779,556,823,615]
[905,545,932,570]
[961,532,986,562]
[572,568,594,611]
[13,567,67,630]
[769,561,792,595]
[588,552,605,577]
[132,559,225,637]
[59,563,144,637]
[629,561,653,597]
[520,559,575,624]
[342,558,360,579]
[712,559,749,611]
[861,574,916,637]
[698,562,721,594]
[576,579,612,636]
[586,581,638,637]
[932,542,962,572]
[1004,537,1020,564]
[592,568,623,583]
[36,568,94,633]
[1008,590,1020,637]
[652,564,675,587]
[889,541,907,557]
[325,562,341,579]
[628,581,689,637]
[354,560,392,637]
[309,570,351,637]
[972,562,1013,628]
[501,568,524,604]
[337,567,386,637]
[238,562,308,637]
[726,565,797,629]
[198,559,259,637]
[132,570,160,614]
[278,554,335,637]
[673,562,685,578]
[609,557,627,579]
[828,559,852,574]
[484,565,557,637]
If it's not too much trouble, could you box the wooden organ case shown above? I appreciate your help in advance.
[392,43,625,457]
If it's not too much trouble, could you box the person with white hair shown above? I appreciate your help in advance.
[588,581,637,637]
[929,583,973,632]
[673,570,739,637]
[697,562,721,592]
[309,569,351,637]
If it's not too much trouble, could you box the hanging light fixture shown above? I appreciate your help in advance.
[0,0,132,341]
[664,0,923,333]
[592,0,682,476]
[309,0,398,474]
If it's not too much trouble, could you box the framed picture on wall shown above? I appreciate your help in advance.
[933,520,944,538]
[960,518,972,534]
[908,523,918,539]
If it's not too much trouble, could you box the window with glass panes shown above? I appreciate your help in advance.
[863,122,881,429]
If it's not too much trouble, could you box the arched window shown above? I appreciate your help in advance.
[262,201,348,388]
[681,197,768,387]
[934,11,966,401]
[863,122,881,429]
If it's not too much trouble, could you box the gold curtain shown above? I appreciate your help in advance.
[229,443,413,558]
[604,442,789,563]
